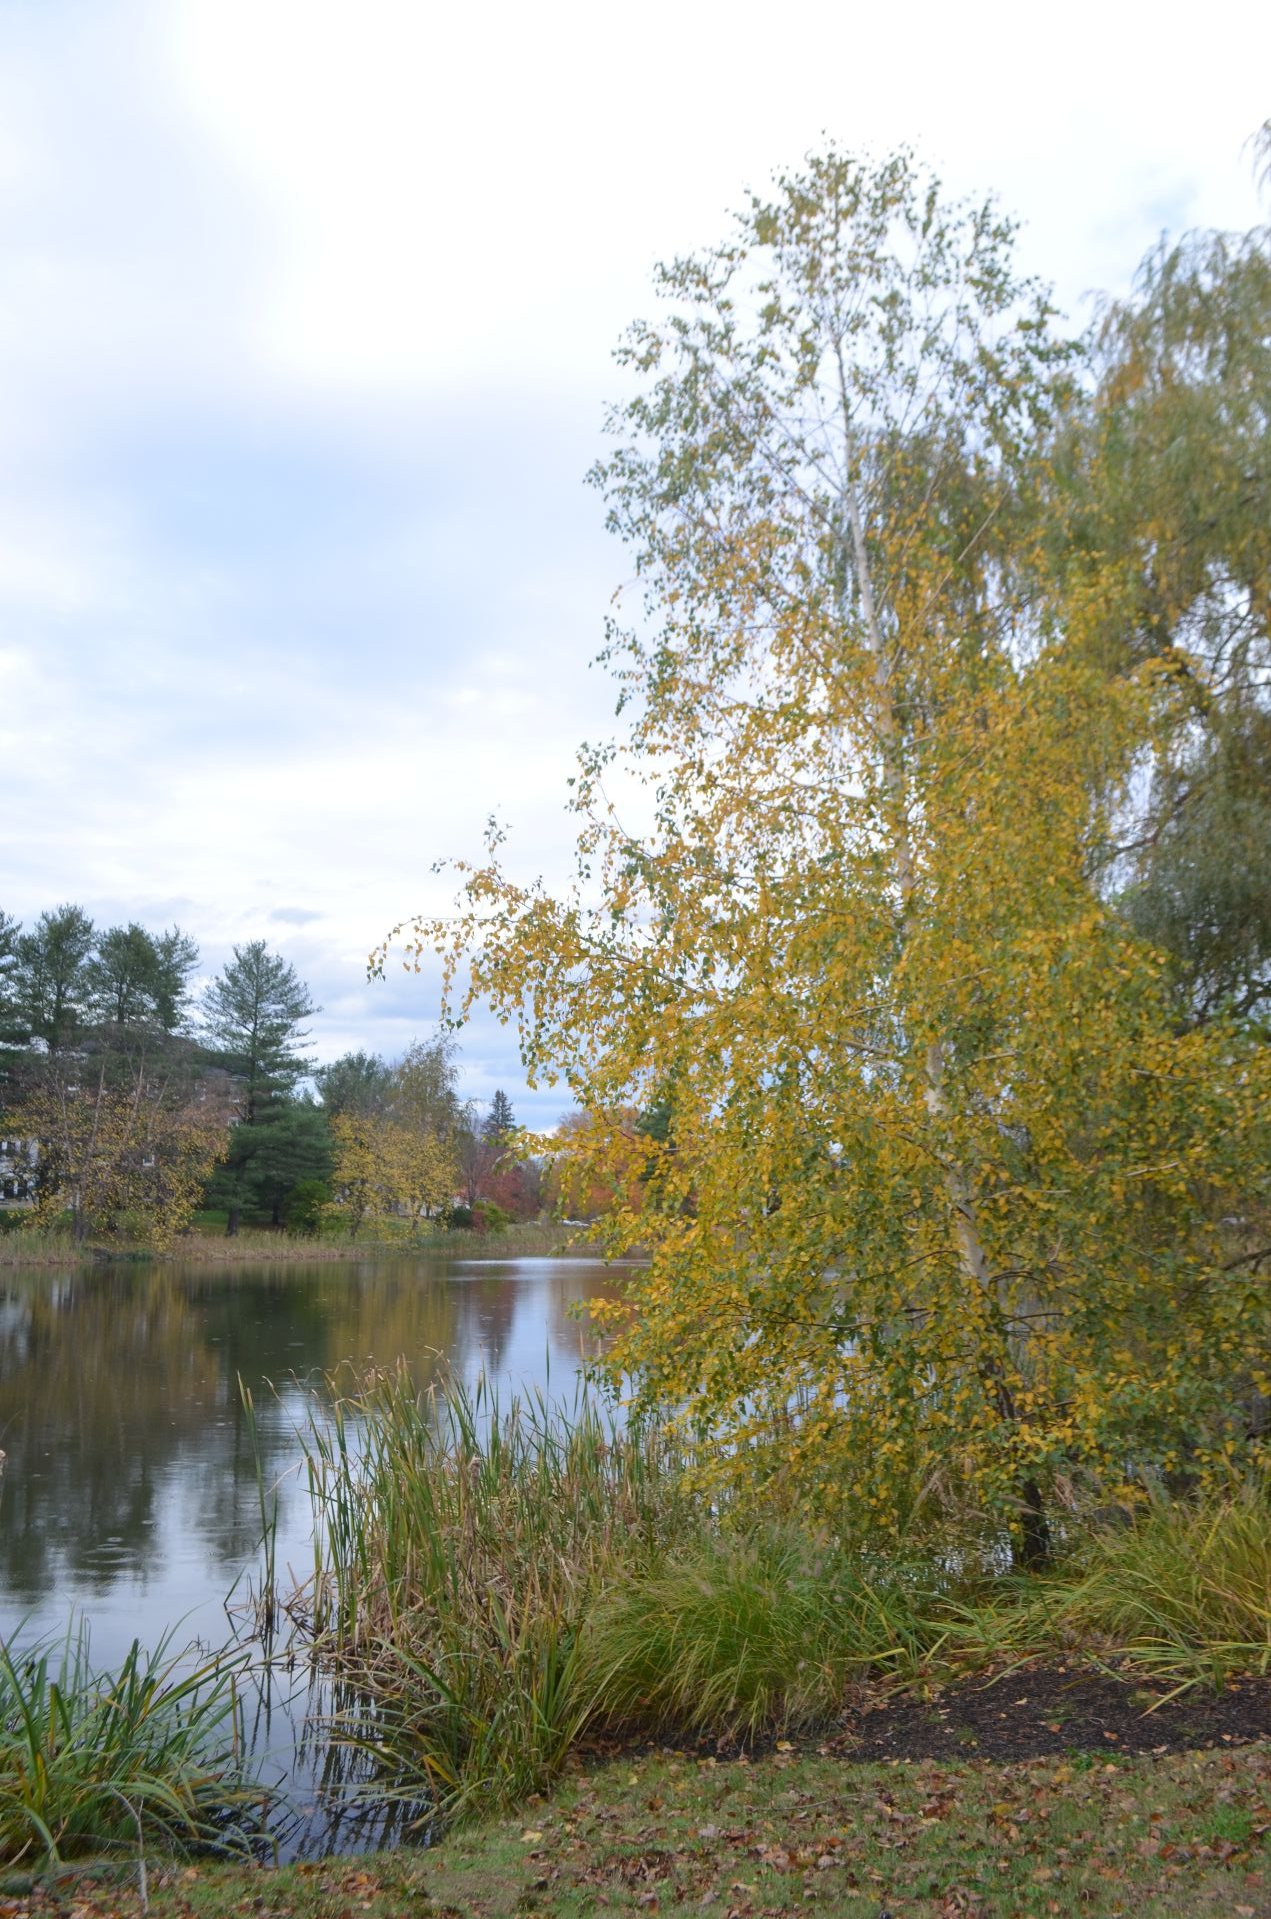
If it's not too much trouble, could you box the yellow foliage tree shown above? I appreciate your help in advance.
[385,150,1269,1559]
[328,1110,457,1238]
[21,1054,232,1247]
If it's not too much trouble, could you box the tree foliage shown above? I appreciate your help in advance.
[388,149,1270,1554]
[326,1037,461,1237]
[200,940,321,1233]
[315,1049,394,1119]
[10,905,95,1051]
[23,1052,232,1246]
[202,940,317,1118]
[1067,203,1271,1021]
[84,923,199,1034]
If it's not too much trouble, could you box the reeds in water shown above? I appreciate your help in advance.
[0,1625,263,1865]
[299,1364,694,1821]
[297,1366,1271,1820]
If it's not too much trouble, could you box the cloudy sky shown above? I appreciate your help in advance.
[1,0,1266,1124]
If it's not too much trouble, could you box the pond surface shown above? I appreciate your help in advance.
[0,1253,627,1851]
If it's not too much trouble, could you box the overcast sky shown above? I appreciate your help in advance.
[1,0,1267,1124]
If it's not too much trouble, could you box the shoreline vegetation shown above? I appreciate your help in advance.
[288,1371,1271,1819]
[1,1366,1266,1903]
[0,1219,598,1268]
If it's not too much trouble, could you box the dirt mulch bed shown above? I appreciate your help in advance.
[826,1662,1271,1763]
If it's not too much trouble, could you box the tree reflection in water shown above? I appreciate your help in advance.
[0,1257,623,1649]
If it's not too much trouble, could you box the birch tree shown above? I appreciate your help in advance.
[389,150,1269,1557]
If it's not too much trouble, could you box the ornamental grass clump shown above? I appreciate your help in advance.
[576,1529,942,1741]
[300,1363,696,1822]
[1060,1481,1271,1686]
[0,1627,261,1865]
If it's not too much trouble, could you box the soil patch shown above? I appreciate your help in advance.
[828,1662,1271,1763]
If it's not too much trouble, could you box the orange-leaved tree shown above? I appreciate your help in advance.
[384,149,1269,1561]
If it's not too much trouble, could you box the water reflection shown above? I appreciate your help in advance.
[0,1256,624,1664]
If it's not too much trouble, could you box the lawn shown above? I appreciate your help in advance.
[7,1738,1267,1919]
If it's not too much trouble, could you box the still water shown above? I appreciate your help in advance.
[0,1254,627,1849]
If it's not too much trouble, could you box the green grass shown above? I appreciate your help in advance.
[577,1530,940,1741]
[29,1741,1271,1918]
[0,1626,264,1866]
[1057,1482,1271,1687]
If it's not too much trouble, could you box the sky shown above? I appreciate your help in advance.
[1,0,1267,1125]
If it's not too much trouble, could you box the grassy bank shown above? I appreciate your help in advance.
[294,1365,1271,1830]
[173,1220,588,1262]
[13,1740,1270,1917]
[0,1219,593,1267]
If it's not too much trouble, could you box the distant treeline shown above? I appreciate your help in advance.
[0,904,540,1243]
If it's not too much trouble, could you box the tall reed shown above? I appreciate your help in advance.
[300,1364,694,1821]
[0,1626,263,1865]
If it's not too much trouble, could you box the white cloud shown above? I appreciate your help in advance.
[165,0,1269,398]
[0,0,1267,1115]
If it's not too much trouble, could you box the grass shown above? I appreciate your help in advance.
[297,1364,696,1823]
[0,1626,264,1866]
[164,1219,588,1262]
[1057,1482,1271,1687]
[0,1224,88,1268]
[576,1530,941,1741]
[0,1218,589,1265]
[23,1740,1271,1918]
[293,1363,1271,1830]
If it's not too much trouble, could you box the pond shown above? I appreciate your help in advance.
[0,1253,628,1852]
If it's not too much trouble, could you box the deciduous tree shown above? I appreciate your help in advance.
[23,1053,232,1246]
[1067,194,1271,1022]
[388,149,1270,1558]
[327,1108,457,1237]
[315,1049,393,1118]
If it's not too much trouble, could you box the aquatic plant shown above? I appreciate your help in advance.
[0,1625,264,1865]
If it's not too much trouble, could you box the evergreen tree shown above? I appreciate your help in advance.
[202,941,317,1119]
[85,924,165,1028]
[482,1088,517,1144]
[12,905,95,1050]
[151,928,200,1035]
[232,1100,333,1229]
[0,910,20,1053]
[202,941,318,1234]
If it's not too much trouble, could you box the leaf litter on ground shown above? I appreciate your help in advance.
[5,1735,1267,1919]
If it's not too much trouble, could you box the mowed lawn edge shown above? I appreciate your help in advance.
[8,1738,1269,1919]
